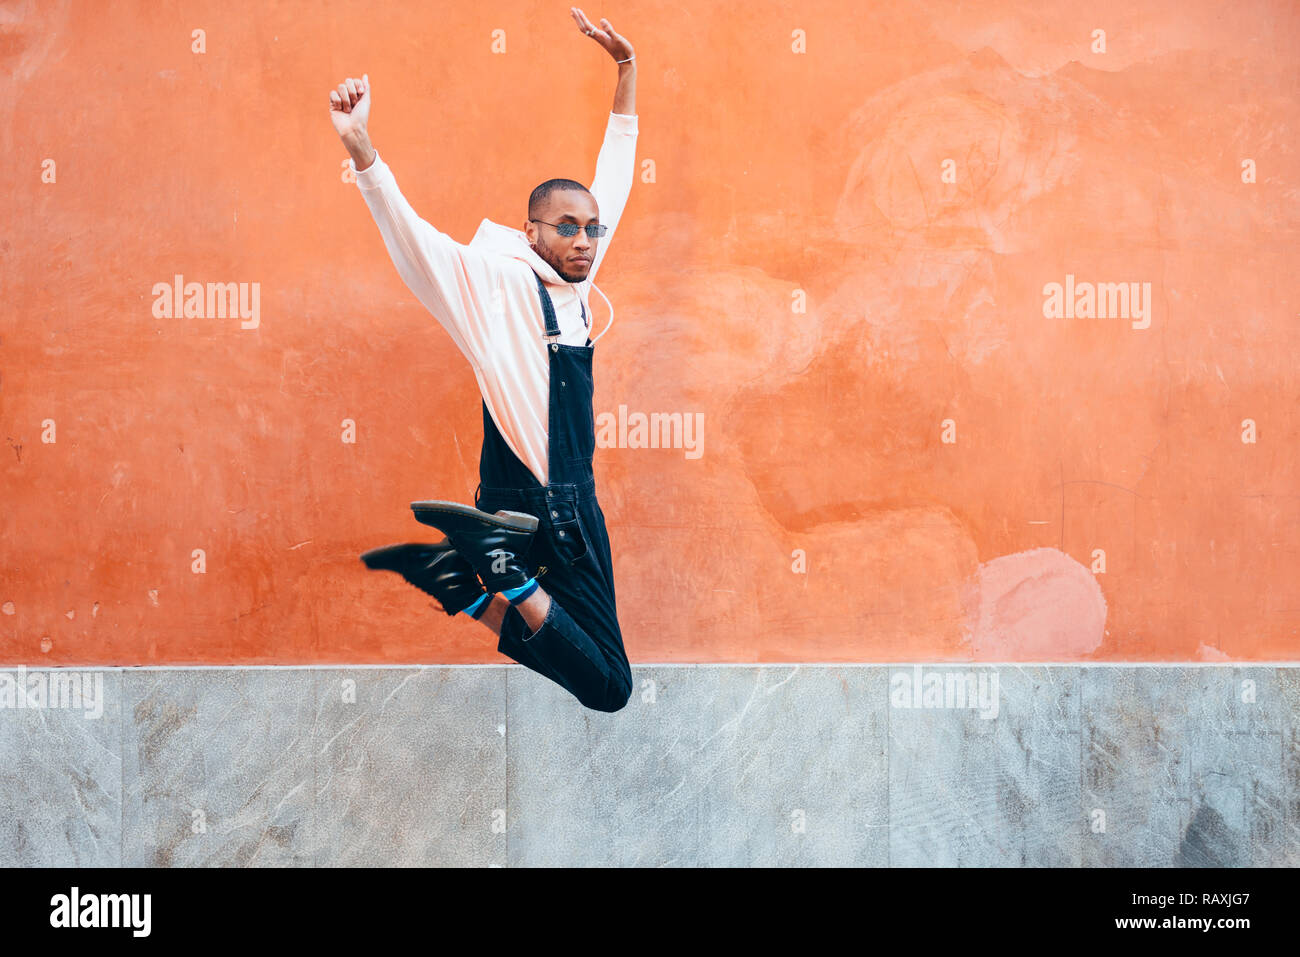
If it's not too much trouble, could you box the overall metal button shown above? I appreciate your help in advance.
[558,530,566,537]
[551,510,558,518]
[551,343,558,352]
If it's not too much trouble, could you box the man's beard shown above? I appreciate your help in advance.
[534,240,582,283]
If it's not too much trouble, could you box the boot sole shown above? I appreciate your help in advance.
[409,501,540,534]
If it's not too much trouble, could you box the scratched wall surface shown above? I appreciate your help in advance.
[1,1,1297,665]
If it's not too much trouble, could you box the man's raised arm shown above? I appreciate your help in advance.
[570,9,638,285]
[329,74,500,370]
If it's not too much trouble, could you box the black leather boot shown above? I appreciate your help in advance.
[409,501,539,593]
[360,540,487,616]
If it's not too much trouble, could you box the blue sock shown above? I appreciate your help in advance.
[501,577,539,605]
[460,592,492,618]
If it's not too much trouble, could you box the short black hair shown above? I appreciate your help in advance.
[528,178,591,222]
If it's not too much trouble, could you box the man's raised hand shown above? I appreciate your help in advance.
[570,7,634,63]
[329,74,371,139]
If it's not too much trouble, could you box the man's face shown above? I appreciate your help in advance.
[525,189,601,283]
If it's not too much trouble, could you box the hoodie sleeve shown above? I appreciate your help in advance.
[349,150,501,369]
[585,112,638,287]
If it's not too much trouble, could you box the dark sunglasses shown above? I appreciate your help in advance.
[530,219,608,239]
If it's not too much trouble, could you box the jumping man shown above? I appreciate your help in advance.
[332,8,638,712]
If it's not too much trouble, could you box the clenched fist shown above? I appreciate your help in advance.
[329,74,371,139]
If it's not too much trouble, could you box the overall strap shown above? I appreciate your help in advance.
[532,270,562,342]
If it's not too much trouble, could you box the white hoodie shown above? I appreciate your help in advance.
[349,112,639,486]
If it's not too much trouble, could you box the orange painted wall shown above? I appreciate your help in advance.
[2,1,1298,665]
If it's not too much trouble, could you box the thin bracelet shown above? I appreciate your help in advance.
[617,55,635,63]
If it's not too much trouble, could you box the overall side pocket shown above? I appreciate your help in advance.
[545,498,590,565]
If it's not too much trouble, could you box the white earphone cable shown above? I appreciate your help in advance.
[588,281,615,344]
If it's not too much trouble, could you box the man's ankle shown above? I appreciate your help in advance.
[477,594,508,631]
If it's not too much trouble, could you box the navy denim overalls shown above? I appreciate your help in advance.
[472,269,633,713]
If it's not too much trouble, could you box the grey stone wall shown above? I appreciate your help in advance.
[1,666,1295,866]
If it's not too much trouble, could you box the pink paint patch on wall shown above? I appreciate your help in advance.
[967,549,1107,659]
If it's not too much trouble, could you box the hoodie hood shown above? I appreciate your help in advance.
[469,218,616,344]
[470,218,562,282]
